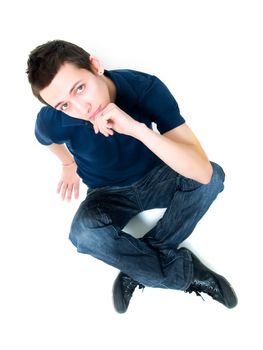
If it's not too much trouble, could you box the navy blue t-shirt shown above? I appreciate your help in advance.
[35,69,185,188]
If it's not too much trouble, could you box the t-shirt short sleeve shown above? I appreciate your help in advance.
[35,108,53,145]
[138,75,185,134]
[35,110,53,146]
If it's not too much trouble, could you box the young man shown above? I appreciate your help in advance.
[26,40,237,313]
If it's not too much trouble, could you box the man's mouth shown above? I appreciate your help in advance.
[89,106,102,121]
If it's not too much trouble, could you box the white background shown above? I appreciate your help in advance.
[1,0,262,349]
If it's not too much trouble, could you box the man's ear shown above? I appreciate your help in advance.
[89,55,104,75]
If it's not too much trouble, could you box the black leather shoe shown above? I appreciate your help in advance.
[184,248,238,308]
[113,272,145,313]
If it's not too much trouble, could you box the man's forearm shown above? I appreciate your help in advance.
[47,143,75,165]
[133,123,212,184]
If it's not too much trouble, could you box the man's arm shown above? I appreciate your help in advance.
[48,143,75,165]
[92,103,212,184]
[134,123,213,184]
[47,143,80,201]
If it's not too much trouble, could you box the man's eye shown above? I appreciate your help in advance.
[61,103,68,111]
[77,84,85,93]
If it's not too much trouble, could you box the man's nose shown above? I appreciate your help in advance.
[73,100,91,116]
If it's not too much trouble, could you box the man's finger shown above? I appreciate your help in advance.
[61,184,68,200]
[57,181,63,194]
[93,122,99,134]
[74,182,80,200]
[66,185,73,202]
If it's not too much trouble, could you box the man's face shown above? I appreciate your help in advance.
[40,61,112,121]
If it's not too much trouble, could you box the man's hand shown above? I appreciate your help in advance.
[92,103,141,137]
[57,162,80,201]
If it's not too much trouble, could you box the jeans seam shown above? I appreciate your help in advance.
[111,224,156,257]
[133,185,144,211]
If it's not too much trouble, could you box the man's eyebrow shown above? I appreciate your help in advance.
[54,80,82,109]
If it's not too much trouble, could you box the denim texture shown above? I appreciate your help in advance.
[69,162,225,290]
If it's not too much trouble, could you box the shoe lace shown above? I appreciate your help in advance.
[185,281,216,301]
[122,275,145,296]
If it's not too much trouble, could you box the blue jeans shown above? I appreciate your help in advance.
[69,162,225,290]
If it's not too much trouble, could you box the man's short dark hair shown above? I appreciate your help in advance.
[26,39,92,104]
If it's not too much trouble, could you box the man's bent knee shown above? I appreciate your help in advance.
[208,162,225,194]
[69,206,111,248]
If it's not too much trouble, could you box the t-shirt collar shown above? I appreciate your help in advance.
[104,70,138,110]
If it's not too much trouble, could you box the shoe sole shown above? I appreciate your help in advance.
[211,270,238,308]
[112,273,128,314]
